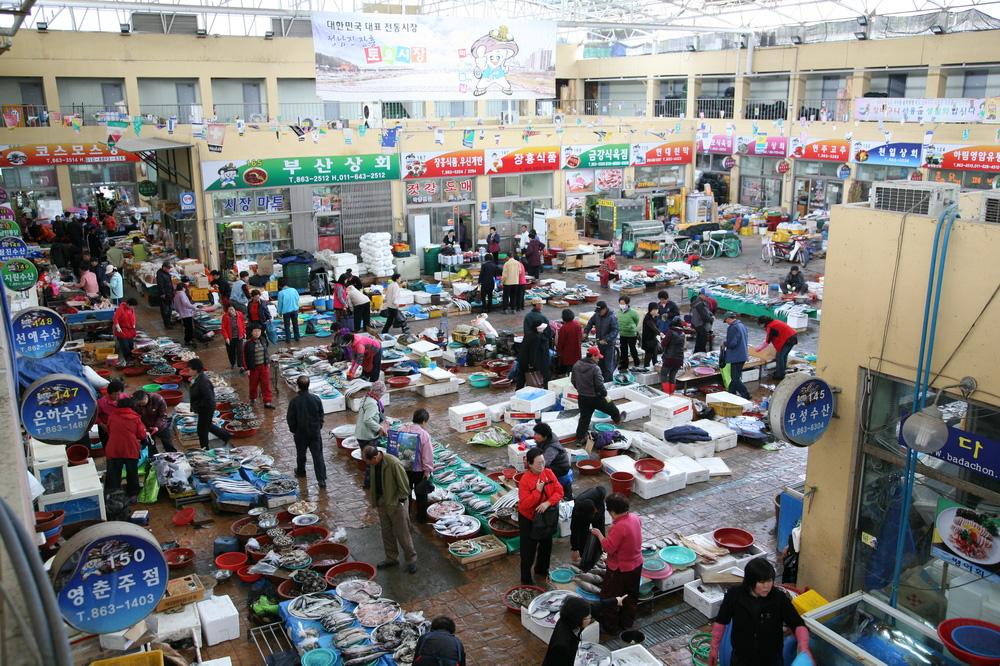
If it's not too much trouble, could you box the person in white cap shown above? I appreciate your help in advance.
[106,265,124,305]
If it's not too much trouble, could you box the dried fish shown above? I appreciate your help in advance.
[354,599,401,627]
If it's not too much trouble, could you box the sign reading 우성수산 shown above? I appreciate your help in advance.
[769,375,834,447]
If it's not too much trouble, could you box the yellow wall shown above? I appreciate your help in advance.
[799,202,1000,597]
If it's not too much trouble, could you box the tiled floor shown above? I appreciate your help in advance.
[115,236,817,665]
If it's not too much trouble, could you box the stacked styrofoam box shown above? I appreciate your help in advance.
[666,419,737,458]
[359,232,395,277]
[662,456,710,484]
[510,387,557,413]
[633,464,686,499]
[705,391,752,413]
[548,419,580,445]
[648,395,694,432]
[197,595,240,647]
[395,289,415,306]
[449,402,489,432]
[684,580,727,618]
[623,385,669,405]
[618,401,650,423]
[508,443,528,469]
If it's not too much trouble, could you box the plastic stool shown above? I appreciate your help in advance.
[213,536,240,557]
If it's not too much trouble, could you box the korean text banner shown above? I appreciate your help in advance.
[630,141,693,166]
[311,14,556,101]
[401,150,484,179]
[736,135,787,157]
[932,145,1000,172]
[0,144,139,167]
[484,147,560,174]
[854,97,984,124]
[561,144,630,169]
[201,154,400,191]
[850,141,923,168]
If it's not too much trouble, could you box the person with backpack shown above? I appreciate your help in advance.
[414,616,466,666]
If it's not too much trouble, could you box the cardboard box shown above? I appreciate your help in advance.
[197,595,240,647]
[99,620,148,651]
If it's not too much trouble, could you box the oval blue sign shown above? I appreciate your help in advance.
[20,373,97,443]
[0,235,27,261]
[12,307,68,358]
[770,375,834,447]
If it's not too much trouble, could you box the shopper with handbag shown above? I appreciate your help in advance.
[397,408,435,523]
[590,492,644,633]
[517,447,564,585]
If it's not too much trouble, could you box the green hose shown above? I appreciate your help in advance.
[689,632,712,666]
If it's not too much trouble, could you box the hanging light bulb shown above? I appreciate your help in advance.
[901,405,950,454]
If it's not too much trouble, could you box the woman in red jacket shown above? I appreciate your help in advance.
[518,447,564,585]
[555,309,583,375]
[221,305,247,372]
[104,396,147,501]
[756,316,798,381]
[112,298,137,367]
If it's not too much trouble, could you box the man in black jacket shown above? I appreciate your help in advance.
[188,358,231,449]
[782,265,808,295]
[478,253,501,313]
[571,346,622,444]
[155,262,174,328]
[570,486,607,566]
[286,375,327,488]
[414,616,466,666]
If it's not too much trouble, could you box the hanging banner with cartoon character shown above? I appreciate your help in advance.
[201,155,401,191]
[854,97,985,124]
[791,138,850,162]
[311,13,556,101]
[923,144,1000,172]
[401,151,485,179]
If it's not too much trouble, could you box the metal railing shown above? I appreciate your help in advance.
[798,97,852,122]
[60,104,129,126]
[138,104,200,124]
[554,99,646,116]
[743,98,788,120]
[212,103,270,123]
[696,97,734,119]
[0,104,50,127]
[653,98,686,117]
[277,102,363,124]
[433,101,476,118]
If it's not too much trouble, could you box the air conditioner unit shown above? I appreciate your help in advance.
[869,180,959,217]
[981,191,1000,225]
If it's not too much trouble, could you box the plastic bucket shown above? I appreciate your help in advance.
[67,444,90,466]
[610,471,634,497]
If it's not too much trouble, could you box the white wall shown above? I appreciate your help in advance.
[276,78,319,104]
[56,78,126,108]
[138,78,199,107]
[210,78,267,107]
[748,76,789,99]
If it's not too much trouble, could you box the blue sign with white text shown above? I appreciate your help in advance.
[780,377,834,446]
[0,235,27,261]
[852,141,923,168]
[932,426,999,481]
[20,374,97,443]
[54,532,168,633]
[12,307,68,359]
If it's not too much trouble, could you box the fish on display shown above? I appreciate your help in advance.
[577,580,601,594]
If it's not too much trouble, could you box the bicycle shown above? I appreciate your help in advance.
[656,236,701,262]
[700,232,742,259]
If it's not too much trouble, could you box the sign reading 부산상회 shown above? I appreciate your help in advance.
[20,374,97,443]
[201,155,400,191]
[311,14,556,101]
[769,375,834,447]
[12,307,68,359]
[51,523,168,634]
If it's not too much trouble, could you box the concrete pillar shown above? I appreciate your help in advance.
[734,76,750,120]
[42,75,60,116]
[265,76,279,121]
[850,69,871,100]
[645,76,656,118]
[199,78,214,120]
[425,101,437,119]
[57,165,73,210]
[728,163,740,203]
[686,74,700,119]
[926,66,948,98]
[788,74,806,122]
[476,99,490,120]
[123,75,141,116]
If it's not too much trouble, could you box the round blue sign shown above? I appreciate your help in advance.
[12,307,68,358]
[52,524,168,634]
[20,373,97,443]
[0,235,28,261]
[769,375,834,447]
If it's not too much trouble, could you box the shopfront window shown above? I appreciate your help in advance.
[489,173,554,229]
[696,154,731,172]
[211,188,292,266]
[313,186,342,250]
[794,161,844,215]
[929,169,1000,190]
[69,163,138,208]
[634,166,684,190]
[849,164,915,203]
[850,373,1000,628]
[405,177,475,248]
[0,166,60,217]
[739,157,783,206]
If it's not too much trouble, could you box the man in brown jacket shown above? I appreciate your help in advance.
[364,446,418,573]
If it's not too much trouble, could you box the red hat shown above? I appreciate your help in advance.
[587,345,603,359]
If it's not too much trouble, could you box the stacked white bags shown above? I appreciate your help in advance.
[359,232,394,277]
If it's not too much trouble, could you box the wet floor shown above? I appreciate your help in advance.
[114,236,819,665]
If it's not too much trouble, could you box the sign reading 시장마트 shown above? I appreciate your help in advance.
[12,308,68,359]
[20,374,97,443]
[202,155,401,191]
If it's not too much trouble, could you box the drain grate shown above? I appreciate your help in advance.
[604,604,709,650]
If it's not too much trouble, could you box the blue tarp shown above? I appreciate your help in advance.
[17,352,87,391]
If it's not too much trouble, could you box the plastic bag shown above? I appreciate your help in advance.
[720,363,732,389]
[137,471,160,504]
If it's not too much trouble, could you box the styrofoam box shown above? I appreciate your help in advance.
[623,385,669,406]
[700,457,732,477]
[656,564,696,592]
[489,402,509,423]
[690,531,768,578]
[662,456,710,484]
[417,380,459,398]
[331,252,358,267]
[395,290,415,306]
[321,395,346,414]
[606,384,628,401]
[510,387,557,413]
[520,606,600,645]
[35,457,69,500]
[454,420,490,433]
[441,348,467,364]
[684,579,727,619]
[147,603,202,647]
[706,391,753,410]
[548,376,573,393]
[677,441,715,459]
[414,291,432,305]
[633,467,686,499]
[197,595,240,647]
[601,455,636,476]
[741,367,761,384]
[508,443,528,469]
[611,644,664,665]
[634,371,661,386]
[407,339,440,355]
[450,402,489,425]
[506,409,544,422]
[548,419,579,444]
[668,419,737,457]
[562,398,579,411]
[650,395,694,427]
[619,401,650,423]
[633,432,682,461]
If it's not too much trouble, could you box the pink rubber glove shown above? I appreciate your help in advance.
[709,622,726,666]
[795,626,812,660]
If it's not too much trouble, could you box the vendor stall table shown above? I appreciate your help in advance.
[684,287,818,325]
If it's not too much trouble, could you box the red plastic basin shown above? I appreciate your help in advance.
[634,458,665,480]
[215,551,248,571]
[324,561,376,586]
[713,527,755,552]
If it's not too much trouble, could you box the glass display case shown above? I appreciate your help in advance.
[212,188,291,266]
[313,186,342,251]
[803,592,963,665]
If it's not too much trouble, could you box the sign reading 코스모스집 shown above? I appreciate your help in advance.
[0,144,140,167]
[201,154,401,191]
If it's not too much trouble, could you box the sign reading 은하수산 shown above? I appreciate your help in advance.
[52,523,168,634]
[769,375,834,447]
[20,374,97,443]
[201,155,401,191]
[311,14,556,102]
[12,307,68,359]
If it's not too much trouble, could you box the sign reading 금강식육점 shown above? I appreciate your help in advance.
[311,14,556,101]
[769,375,834,447]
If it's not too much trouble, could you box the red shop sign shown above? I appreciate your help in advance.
[0,144,140,167]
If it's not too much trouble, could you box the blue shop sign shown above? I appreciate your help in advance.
[12,307,68,358]
[52,525,168,634]
[770,375,834,447]
[0,235,27,261]
[932,426,999,482]
[852,141,923,168]
[20,373,97,443]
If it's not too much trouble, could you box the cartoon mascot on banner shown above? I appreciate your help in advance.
[471,26,519,97]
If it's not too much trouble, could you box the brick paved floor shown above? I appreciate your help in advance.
[113,237,817,665]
